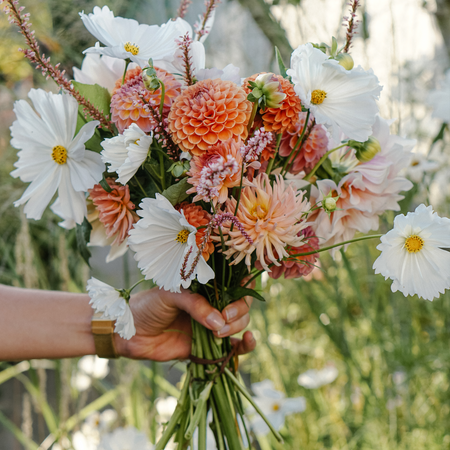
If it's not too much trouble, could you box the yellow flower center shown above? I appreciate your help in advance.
[311,89,327,105]
[51,145,67,165]
[124,42,139,55]
[272,403,281,412]
[250,204,268,220]
[404,235,424,253]
[175,229,190,244]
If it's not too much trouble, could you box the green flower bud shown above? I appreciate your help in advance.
[336,53,354,70]
[252,73,287,109]
[142,68,160,91]
[348,137,382,163]
[168,161,189,178]
[324,196,337,212]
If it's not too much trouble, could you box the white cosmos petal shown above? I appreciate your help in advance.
[57,169,88,225]
[373,204,450,301]
[68,120,100,161]
[128,194,214,292]
[287,43,381,142]
[68,151,104,192]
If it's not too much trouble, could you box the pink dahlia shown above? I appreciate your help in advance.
[187,138,244,204]
[279,112,329,174]
[111,66,181,133]
[219,173,310,271]
[256,226,319,279]
[89,178,138,246]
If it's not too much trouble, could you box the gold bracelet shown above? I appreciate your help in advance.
[91,313,119,359]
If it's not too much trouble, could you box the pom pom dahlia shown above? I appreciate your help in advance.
[168,79,252,156]
[111,67,181,133]
[176,202,214,261]
[243,73,302,134]
[279,112,329,174]
[220,173,310,271]
[187,138,244,204]
[89,178,138,246]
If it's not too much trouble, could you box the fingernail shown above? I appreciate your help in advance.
[217,324,231,337]
[206,312,225,331]
[225,307,238,322]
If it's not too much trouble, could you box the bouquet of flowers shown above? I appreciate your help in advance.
[5,0,450,448]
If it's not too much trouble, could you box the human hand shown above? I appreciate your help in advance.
[115,287,254,361]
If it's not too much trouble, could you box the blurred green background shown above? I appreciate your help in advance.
[1,0,450,449]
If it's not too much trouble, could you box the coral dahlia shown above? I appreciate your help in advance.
[168,79,252,156]
[243,73,302,134]
[279,112,329,174]
[176,202,214,261]
[187,138,244,204]
[111,66,181,133]
[89,178,138,246]
[220,173,310,271]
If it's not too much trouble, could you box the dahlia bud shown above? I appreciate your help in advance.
[336,53,354,70]
[142,59,161,91]
[348,136,382,163]
[324,196,337,212]
[168,160,191,178]
[247,73,286,109]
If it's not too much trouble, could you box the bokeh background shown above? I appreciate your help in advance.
[1,0,450,449]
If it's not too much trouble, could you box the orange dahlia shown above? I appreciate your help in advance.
[279,112,329,174]
[187,138,244,204]
[219,173,310,271]
[89,178,138,246]
[168,79,252,156]
[243,73,302,134]
[111,66,181,134]
[176,202,214,261]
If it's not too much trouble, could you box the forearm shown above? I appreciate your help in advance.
[0,284,95,360]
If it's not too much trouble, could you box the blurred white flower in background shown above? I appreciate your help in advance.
[428,69,450,122]
[248,379,306,436]
[297,365,339,389]
[155,396,178,423]
[373,204,450,301]
[405,152,439,183]
[71,355,109,391]
[98,427,153,450]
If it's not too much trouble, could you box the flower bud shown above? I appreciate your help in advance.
[142,68,160,91]
[348,137,382,163]
[250,73,287,109]
[323,196,337,213]
[168,161,190,178]
[336,53,354,70]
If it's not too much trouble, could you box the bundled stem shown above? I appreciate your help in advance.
[2,0,115,133]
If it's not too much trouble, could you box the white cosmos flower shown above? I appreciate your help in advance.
[98,427,153,450]
[10,89,104,223]
[73,52,137,92]
[248,379,306,436]
[428,69,450,122]
[71,355,109,391]
[287,43,382,142]
[297,365,339,389]
[86,277,136,339]
[80,6,191,67]
[373,204,450,301]
[101,124,152,184]
[128,194,214,293]
[405,152,439,183]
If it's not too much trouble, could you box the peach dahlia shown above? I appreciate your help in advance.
[168,79,252,156]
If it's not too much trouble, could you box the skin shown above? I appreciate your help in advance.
[0,284,254,362]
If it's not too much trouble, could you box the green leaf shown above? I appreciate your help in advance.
[161,177,191,206]
[331,36,338,56]
[76,217,92,266]
[100,174,113,193]
[72,81,112,153]
[225,286,265,302]
[275,46,288,79]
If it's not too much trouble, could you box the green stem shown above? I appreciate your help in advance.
[198,407,207,450]
[211,397,226,450]
[127,278,146,293]
[159,152,166,191]
[281,109,310,175]
[224,368,284,443]
[122,58,130,85]
[158,81,166,117]
[134,176,148,197]
[247,102,258,136]
[265,133,282,174]
[303,143,347,182]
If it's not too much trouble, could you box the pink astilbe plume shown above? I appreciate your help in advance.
[176,33,196,86]
[2,0,114,133]
[176,0,192,18]
[187,139,244,204]
[342,0,361,53]
[194,0,220,40]
[241,128,274,164]
[89,179,139,246]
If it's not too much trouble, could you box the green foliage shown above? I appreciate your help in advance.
[75,217,92,266]
[225,286,265,303]
[162,177,192,206]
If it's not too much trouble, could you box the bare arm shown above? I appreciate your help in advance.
[0,284,255,361]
